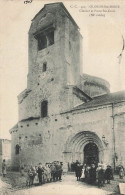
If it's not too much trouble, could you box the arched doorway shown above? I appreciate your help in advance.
[84,143,99,166]
[63,131,104,170]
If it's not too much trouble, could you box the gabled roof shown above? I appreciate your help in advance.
[32,2,79,29]
[71,90,125,111]
[60,91,125,114]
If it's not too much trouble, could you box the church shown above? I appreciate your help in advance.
[10,2,125,170]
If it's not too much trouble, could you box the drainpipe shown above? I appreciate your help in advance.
[111,103,116,171]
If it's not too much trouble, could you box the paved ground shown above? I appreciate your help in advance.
[0,172,124,195]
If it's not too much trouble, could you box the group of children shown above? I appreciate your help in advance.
[75,162,124,188]
[20,161,63,187]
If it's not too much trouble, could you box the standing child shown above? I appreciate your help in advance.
[119,166,124,179]
[89,164,96,185]
[26,167,33,187]
[51,163,56,182]
[44,163,51,182]
[26,166,36,187]
[81,165,85,182]
[2,159,7,177]
[105,165,113,184]
[37,163,44,185]
[34,166,39,185]
[98,165,105,188]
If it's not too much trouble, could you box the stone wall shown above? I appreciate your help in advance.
[11,101,125,169]
[0,139,11,172]
[113,103,125,167]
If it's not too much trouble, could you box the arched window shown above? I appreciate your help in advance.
[15,144,20,155]
[41,100,48,118]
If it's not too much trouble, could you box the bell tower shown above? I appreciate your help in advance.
[27,3,82,90]
[18,3,84,121]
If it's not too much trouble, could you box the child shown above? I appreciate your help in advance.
[98,165,105,188]
[119,166,124,179]
[2,159,7,177]
[81,165,85,182]
[26,166,35,187]
[105,165,113,184]
[33,166,39,185]
[37,163,44,185]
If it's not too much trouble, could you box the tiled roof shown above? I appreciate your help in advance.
[71,90,125,111]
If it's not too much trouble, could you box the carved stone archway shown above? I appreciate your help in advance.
[63,131,104,166]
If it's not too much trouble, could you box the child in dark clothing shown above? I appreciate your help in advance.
[105,165,113,184]
[98,165,105,188]
[37,163,44,185]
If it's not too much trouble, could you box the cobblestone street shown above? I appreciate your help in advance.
[0,172,124,195]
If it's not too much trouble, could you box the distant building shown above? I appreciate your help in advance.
[10,3,125,170]
[0,139,11,172]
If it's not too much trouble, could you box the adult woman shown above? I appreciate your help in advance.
[89,164,96,184]
[75,163,82,181]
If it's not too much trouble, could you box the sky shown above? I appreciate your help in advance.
[0,0,125,139]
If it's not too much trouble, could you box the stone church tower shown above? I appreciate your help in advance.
[19,3,87,121]
[10,3,125,170]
